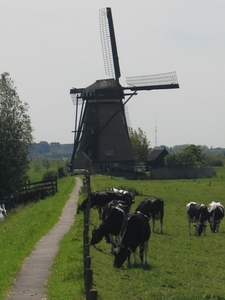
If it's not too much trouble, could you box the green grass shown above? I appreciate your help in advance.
[27,159,67,182]
[0,175,75,300]
[2,163,225,300]
[47,167,225,300]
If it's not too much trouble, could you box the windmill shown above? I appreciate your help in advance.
[70,7,179,172]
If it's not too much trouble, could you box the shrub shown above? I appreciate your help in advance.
[42,171,58,182]
[58,167,67,178]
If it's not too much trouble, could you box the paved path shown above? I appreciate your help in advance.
[7,177,82,300]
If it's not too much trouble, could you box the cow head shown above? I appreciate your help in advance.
[113,246,131,268]
[77,204,82,213]
[194,223,206,236]
[209,219,219,233]
[90,226,102,245]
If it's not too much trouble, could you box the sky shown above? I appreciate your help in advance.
[1,1,225,148]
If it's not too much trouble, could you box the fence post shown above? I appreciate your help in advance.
[51,179,55,194]
[89,289,98,300]
[55,178,58,192]
[86,269,92,300]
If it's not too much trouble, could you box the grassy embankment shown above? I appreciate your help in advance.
[0,160,75,300]
[47,165,225,300]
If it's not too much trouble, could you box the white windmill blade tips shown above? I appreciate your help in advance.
[126,72,178,87]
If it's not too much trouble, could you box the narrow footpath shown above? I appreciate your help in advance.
[7,177,82,300]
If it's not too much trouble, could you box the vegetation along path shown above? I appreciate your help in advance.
[7,177,82,300]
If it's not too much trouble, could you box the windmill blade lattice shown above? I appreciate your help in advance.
[126,71,179,91]
[99,7,121,81]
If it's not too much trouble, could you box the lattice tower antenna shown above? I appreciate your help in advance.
[155,115,157,147]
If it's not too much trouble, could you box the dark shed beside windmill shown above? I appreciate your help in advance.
[146,148,169,170]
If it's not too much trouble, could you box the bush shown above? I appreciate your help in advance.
[42,171,58,182]
[58,167,67,178]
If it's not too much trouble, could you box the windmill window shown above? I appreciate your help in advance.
[88,150,92,157]
[105,149,114,156]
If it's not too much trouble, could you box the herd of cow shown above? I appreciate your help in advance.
[186,201,224,236]
[77,188,224,268]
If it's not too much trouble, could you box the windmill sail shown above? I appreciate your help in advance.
[100,7,121,81]
[125,71,179,91]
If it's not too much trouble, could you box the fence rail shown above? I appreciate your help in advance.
[14,179,58,206]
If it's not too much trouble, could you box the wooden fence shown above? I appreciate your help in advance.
[15,179,58,205]
[83,174,98,300]
[1,179,58,209]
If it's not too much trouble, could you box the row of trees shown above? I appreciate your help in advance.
[165,145,223,168]
[0,73,33,198]
[165,145,204,168]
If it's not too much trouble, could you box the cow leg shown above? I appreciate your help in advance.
[133,249,137,265]
[216,222,220,232]
[139,246,144,263]
[143,241,148,265]
[109,234,115,253]
[110,235,120,253]
[152,219,155,232]
[203,222,207,236]
[115,234,121,246]
[160,219,163,234]
[139,243,148,265]
[105,233,111,243]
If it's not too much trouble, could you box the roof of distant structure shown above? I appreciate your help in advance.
[147,148,169,162]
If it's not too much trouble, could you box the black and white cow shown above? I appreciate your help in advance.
[135,198,164,233]
[90,201,129,252]
[0,204,6,222]
[77,188,134,218]
[186,202,209,236]
[208,201,224,233]
[113,211,151,268]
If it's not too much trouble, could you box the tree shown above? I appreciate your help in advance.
[129,127,151,163]
[165,144,205,168]
[43,157,51,170]
[0,72,33,198]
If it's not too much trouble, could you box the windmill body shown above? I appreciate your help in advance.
[70,7,179,173]
[72,78,135,171]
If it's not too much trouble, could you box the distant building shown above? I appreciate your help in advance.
[146,148,169,170]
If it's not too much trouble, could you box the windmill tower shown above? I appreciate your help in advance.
[70,7,179,172]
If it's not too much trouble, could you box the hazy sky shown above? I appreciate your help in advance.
[1,1,225,148]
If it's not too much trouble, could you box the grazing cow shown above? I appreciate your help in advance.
[113,211,151,268]
[135,198,164,233]
[208,201,224,233]
[0,204,6,222]
[90,202,129,252]
[186,202,209,236]
[77,188,134,218]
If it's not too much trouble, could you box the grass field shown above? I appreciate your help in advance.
[1,161,225,299]
[47,165,225,300]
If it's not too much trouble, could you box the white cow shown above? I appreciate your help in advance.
[208,201,224,233]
